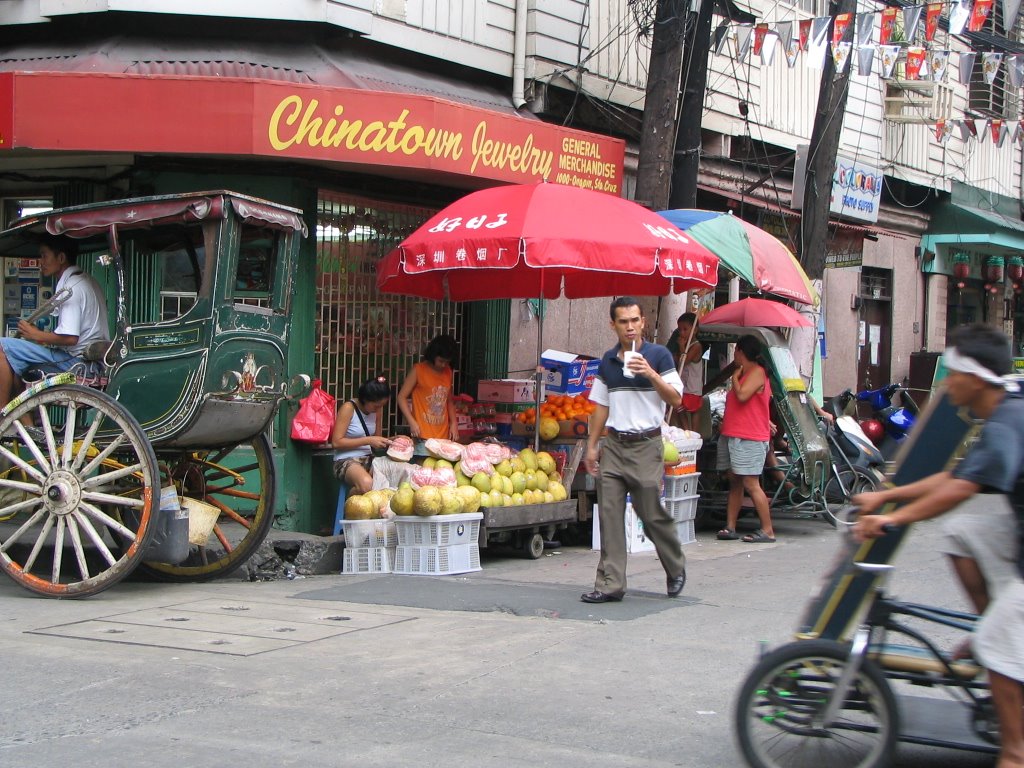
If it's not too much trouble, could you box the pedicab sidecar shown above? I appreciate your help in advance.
[0,191,307,597]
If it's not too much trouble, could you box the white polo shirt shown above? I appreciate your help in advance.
[53,267,110,357]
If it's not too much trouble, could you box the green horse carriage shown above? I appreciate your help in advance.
[0,191,307,597]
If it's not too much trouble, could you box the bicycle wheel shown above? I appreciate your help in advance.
[823,467,883,528]
[139,434,275,582]
[735,639,898,768]
[0,385,160,597]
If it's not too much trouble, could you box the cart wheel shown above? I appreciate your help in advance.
[735,639,898,768]
[523,532,545,559]
[0,384,160,598]
[139,434,275,582]
[823,467,883,528]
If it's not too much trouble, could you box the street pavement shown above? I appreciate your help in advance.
[0,499,1001,768]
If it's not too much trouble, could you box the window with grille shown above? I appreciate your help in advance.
[860,267,892,300]
[968,4,1024,118]
[315,191,463,435]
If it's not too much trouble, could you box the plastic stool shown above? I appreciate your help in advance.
[333,484,348,536]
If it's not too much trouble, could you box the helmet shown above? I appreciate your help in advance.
[860,419,885,445]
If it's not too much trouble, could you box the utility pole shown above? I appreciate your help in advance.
[669,0,715,209]
[799,0,857,279]
[633,0,689,337]
[634,0,689,212]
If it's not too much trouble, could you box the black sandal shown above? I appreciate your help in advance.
[717,528,739,540]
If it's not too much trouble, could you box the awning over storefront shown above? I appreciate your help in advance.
[0,70,625,192]
[923,201,1024,253]
[922,200,1024,274]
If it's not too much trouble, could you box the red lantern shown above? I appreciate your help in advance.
[1009,256,1024,282]
[952,252,971,280]
[985,256,1005,283]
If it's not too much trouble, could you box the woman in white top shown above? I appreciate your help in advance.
[331,375,393,493]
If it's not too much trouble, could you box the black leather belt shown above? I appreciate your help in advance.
[608,426,661,442]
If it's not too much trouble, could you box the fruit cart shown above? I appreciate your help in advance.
[478,439,585,558]
[0,191,307,597]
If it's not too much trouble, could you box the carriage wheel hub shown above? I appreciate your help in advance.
[43,470,82,515]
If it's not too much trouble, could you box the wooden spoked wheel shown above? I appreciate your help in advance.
[0,385,160,598]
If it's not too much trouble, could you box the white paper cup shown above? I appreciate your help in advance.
[622,350,639,378]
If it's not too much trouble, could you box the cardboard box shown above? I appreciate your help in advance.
[477,379,537,404]
[541,349,600,395]
[591,502,655,553]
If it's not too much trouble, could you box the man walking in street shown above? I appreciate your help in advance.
[582,296,687,603]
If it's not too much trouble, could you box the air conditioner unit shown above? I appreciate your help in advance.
[884,81,954,124]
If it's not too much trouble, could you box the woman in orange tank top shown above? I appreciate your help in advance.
[398,334,459,444]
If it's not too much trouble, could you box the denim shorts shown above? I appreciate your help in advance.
[0,338,77,377]
[716,436,769,475]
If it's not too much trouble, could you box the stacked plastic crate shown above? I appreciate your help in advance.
[393,512,484,575]
[341,519,399,573]
[663,472,699,544]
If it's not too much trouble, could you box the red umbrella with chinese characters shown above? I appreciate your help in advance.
[377,181,719,450]
[376,182,719,300]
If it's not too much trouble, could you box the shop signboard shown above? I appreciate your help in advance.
[792,145,883,224]
[0,72,626,192]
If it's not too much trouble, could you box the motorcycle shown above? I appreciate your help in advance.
[855,383,918,460]
[826,390,888,476]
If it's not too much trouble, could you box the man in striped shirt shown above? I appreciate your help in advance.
[581,296,688,603]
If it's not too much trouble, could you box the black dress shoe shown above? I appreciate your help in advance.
[580,590,623,604]
[667,570,686,597]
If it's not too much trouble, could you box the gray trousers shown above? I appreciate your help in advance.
[593,435,686,595]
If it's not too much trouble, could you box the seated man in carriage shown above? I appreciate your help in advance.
[0,234,110,409]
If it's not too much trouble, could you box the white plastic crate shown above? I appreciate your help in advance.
[591,502,655,553]
[663,472,700,498]
[664,494,699,522]
[676,519,696,545]
[342,546,394,574]
[393,542,481,575]
[341,519,398,549]
[394,512,482,547]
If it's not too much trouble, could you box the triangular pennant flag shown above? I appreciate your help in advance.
[833,13,852,45]
[935,120,954,144]
[1009,54,1024,88]
[925,3,943,40]
[858,44,877,76]
[1005,0,1023,36]
[958,120,973,141]
[880,8,899,45]
[906,47,927,80]
[993,119,1008,147]
[761,32,780,65]
[969,0,994,31]
[950,0,971,34]
[1015,122,1024,145]
[960,51,977,83]
[807,17,831,69]
[777,21,794,51]
[977,119,990,143]
[983,52,1004,84]
[856,13,874,45]
[965,118,979,138]
[713,22,731,56]
[832,41,852,73]
[903,5,925,39]
[930,50,950,81]
[736,24,754,60]
[785,36,801,67]
[753,23,769,56]
[880,45,902,79]
[799,19,812,51]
